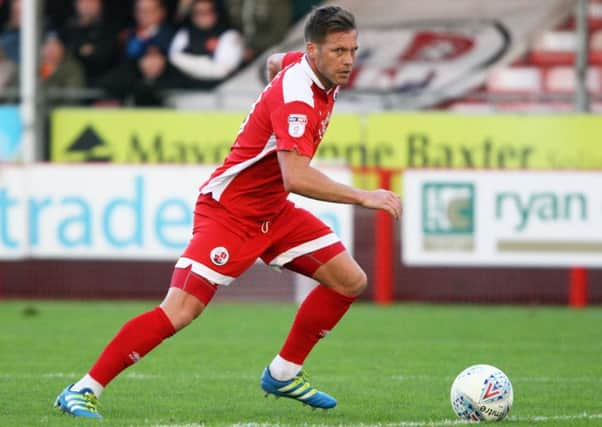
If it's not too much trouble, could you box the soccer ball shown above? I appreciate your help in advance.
[450,364,513,422]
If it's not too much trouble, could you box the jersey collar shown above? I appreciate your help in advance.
[301,54,336,94]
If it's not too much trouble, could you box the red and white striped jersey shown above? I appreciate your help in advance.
[199,51,339,221]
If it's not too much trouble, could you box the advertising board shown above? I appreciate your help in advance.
[403,170,602,267]
[0,106,22,162]
[52,111,602,171]
[0,165,352,260]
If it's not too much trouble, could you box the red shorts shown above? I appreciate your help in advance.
[170,195,345,302]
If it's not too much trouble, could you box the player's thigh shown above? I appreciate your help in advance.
[262,204,341,270]
[264,204,366,296]
[171,213,265,302]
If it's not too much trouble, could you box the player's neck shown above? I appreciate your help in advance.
[307,56,335,91]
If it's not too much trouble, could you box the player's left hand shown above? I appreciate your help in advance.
[359,189,402,220]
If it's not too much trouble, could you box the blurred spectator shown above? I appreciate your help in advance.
[171,0,227,26]
[124,0,173,61]
[224,0,290,63]
[61,0,118,87]
[102,0,184,29]
[173,0,194,25]
[99,0,174,105]
[40,32,85,105]
[169,0,243,89]
[0,0,20,64]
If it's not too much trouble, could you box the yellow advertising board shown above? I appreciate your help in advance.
[51,109,363,164]
[363,113,602,169]
[52,109,602,170]
[52,109,245,163]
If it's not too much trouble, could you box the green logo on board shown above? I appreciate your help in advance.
[422,182,475,251]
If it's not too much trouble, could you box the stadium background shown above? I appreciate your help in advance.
[1,0,601,305]
[3,1,602,426]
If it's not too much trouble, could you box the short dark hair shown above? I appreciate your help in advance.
[304,6,356,43]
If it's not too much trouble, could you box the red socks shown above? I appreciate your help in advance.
[89,307,175,386]
[279,284,356,364]
[87,286,353,386]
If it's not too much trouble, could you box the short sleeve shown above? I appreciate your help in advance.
[271,101,318,158]
[282,51,304,68]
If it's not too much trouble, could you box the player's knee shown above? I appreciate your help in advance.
[184,311,200,328]
[356,269,369,294]
[172,305,203,330]
[345,268,368,297]
[164,301,205,331]
[161,286,209,330]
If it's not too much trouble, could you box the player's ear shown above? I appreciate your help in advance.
[306,41,316,61]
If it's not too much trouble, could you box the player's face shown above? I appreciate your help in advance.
[309,30,358,90]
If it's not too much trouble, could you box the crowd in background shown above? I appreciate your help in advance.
[0,0,322,106]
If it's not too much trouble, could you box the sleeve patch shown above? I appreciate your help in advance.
[288,114,308,138]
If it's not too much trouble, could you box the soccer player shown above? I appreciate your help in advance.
[55,5,401,418]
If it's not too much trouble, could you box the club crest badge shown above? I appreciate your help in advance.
[288,114,308,137]
[210,246,229,266]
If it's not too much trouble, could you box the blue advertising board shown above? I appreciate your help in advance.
[0,106,21,162]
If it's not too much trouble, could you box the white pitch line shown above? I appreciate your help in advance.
[154,424,205,427]
[41,372,79,378]
[515,412,602,423]
[228,423,471,427]
[226,413,602,427]
[0,372,80,379]
[389,413,602,427]
[391,374,602,383]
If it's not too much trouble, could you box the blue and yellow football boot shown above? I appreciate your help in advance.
[54,384,102,418]
[261,367,336,409]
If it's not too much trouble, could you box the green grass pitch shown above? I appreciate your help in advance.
[1,301,602,426]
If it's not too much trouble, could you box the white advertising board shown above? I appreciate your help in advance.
[403,170,602,267]
[0,165,352,260]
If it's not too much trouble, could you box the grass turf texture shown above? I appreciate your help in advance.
[1,301,601,426]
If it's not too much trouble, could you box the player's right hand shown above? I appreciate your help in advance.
[266,53,285,82]
[359,189,402,220]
